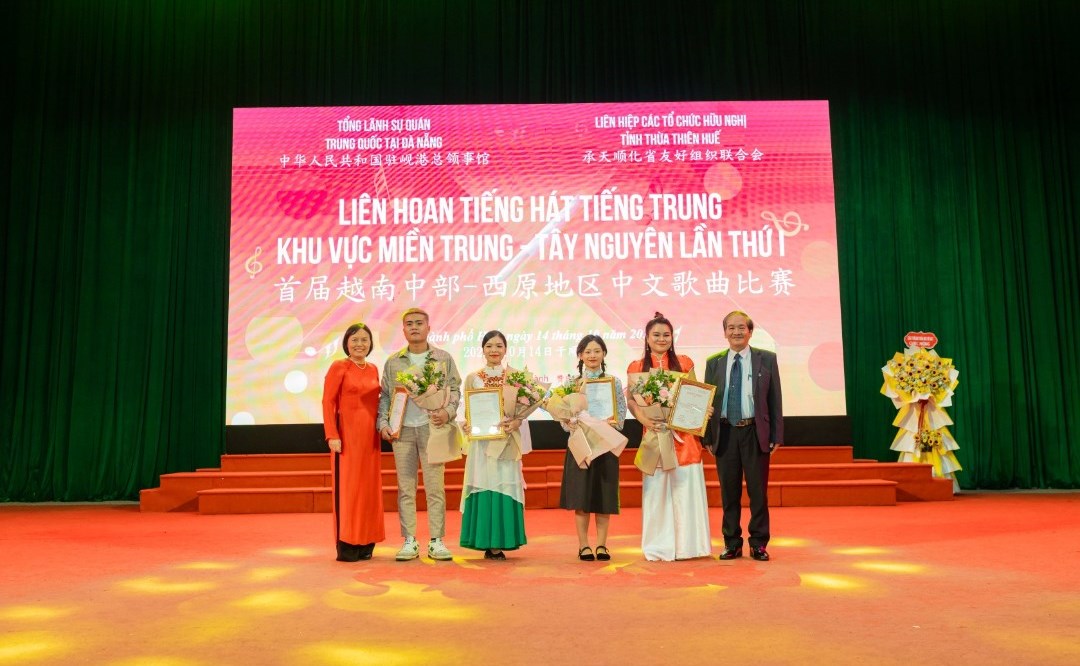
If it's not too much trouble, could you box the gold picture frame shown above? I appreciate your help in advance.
[583,376,618,421]
[464,388,505,440]
[667,378,717,436]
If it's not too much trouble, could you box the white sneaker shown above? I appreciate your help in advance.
[428,538,453,561]
[395,536,420,561]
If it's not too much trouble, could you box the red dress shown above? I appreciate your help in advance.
[322,359,385,546]
[626,354,704,466]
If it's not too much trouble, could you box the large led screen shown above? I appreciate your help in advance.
[229,101,845,424]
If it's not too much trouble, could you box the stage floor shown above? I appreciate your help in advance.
[2,493,1079,665]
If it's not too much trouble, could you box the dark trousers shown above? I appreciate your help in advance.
[716,424,770,548]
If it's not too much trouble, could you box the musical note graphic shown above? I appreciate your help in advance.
[373,165,390,199]
[761,210,809,237]
[245,247,263,279]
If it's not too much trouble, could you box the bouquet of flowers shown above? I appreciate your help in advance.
[549,374,583,398]
[891,424,961,480]
[916,429,944,453]
[543,374,628,469]
[505,368,547,411]
[882,346,962,488]
[484,368,549,460]
[627,368,680,474]
[396,352,461,463]
[882,349,957,406]
[544,374,586,415]
[395,352,450,412]
[395,356,445,398]
[629,369,677,408]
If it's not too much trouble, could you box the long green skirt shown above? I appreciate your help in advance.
[459,490,527,551]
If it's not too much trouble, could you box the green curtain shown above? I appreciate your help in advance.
[3,0,1077,500]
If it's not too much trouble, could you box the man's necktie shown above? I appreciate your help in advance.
[727,354,743,422]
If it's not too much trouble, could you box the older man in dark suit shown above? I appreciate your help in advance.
[704,310,784,561]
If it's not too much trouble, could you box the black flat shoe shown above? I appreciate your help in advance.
[484,549,506,560]
[595,546,611,561]
[578,546,595,561]
[719,545,743,560]
[336,541,363,562]
[750,546,770,561]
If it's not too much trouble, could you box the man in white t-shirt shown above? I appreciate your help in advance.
[377,307,462,561]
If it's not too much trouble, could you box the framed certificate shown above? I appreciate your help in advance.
[583,377,617,421]
[387,387,409,438]
[464,388,505,440]
[667,379,717,436]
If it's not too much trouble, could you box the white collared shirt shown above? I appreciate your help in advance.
[721,348,755,419]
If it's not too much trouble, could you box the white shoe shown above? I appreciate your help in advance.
[427,538,453,561]
[395,537,419,561]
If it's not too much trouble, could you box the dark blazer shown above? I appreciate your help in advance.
[703,347,784,454]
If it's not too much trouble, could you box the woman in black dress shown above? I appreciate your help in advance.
[559,334,627,561]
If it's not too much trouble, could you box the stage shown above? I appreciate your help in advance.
[3,494,1079,665]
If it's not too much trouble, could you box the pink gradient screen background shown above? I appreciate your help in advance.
[229,101,845,425]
